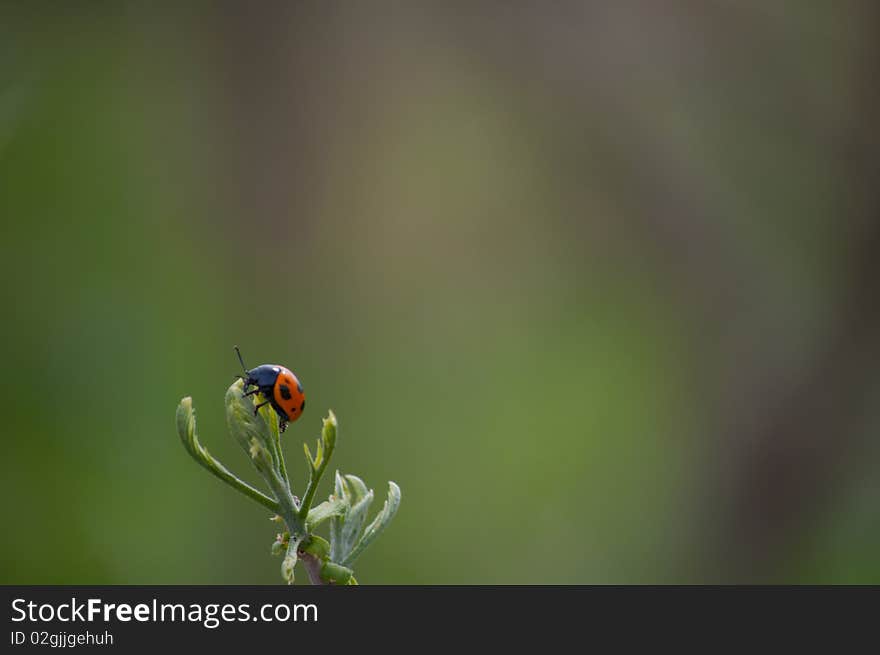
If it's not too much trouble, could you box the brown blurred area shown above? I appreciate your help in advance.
[200,1,880,580]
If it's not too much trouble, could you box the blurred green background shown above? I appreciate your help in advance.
[2,2,879,584]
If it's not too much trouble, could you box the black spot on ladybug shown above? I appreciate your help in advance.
[300,400,305,411]
[279,384,292,400]
[290,405,298,414]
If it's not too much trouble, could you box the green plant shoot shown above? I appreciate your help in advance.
[176,379,400,584]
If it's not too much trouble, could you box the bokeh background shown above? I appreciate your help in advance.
[2,2,879,584]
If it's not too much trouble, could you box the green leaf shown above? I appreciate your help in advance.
[322,410,337,455]
[281,545,298,585]
[314,438,324,469]
[176,396,280,514]
[341,481,401,567]
[303,442,315,470]
[340,488,374,560]
[282,533,306,585]
[302,534,331,559]
[224,382,302,537]
[176,397,197,456]
[306,498,347,531]
[329,471,348,562]
[343,474,369,503]
[264,394,288,484]
[320,561,354,585]
[225,381,273,463]
[297,410,339,520]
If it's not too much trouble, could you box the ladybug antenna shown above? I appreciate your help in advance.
[234,345,249,374]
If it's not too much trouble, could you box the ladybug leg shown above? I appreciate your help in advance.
[253,400,270,415]
[243,387,260,397]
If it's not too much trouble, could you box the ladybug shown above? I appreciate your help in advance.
[234,346,305,433]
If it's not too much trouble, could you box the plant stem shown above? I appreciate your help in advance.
[273,424,289,486]
[259,400,290,485]
[299,551,326,585]
[298,451,332,521]
[298,476,320,521]
[262,459,306,540]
